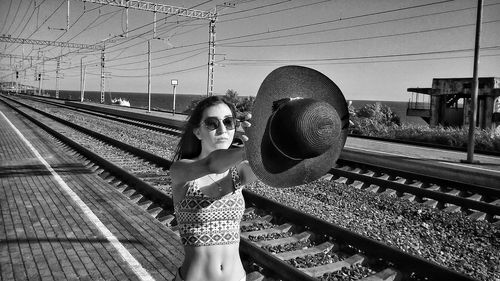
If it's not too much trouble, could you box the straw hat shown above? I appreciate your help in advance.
[246,65,349,188]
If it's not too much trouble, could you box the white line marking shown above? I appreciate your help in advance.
[346,146,500,174]
[0,111,156,281]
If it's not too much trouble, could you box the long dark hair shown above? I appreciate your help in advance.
[173,96,238,161]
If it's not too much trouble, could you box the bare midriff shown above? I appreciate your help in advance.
[180,243,245,281]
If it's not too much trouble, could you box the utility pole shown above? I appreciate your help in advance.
[80,56,87,102]
[0,36,103,97]
[125,0,129,37]
[15,70,19,94]
[55,57,61,98]
[101,48,105,103]
[171,79,178,115]
[207,18,216,96]
[153,12,157,38]
[147,40,151,112]
[464,0,483,164]
[40,51,45,96]
[67,0,70,30]
[79,0,220,96]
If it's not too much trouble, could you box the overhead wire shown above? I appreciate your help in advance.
[217,2,500,46]
[223,45,500,65]
[106,48,206,71]
[215,0,457,43]
[0,0,13,35]
[8,0,35,37]
[2,0,23,36]
[217,0,331,23]
[7,0,48,48]
[86,0,463,63]
[2,0,217,79]
[4,0,497,85]
[7,0,65,53]
[223,52,500,66]
[219,19,500,48]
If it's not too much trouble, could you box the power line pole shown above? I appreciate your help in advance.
[67,0,70,30]
[40,51,45,96]
[147,40,151,112]
[0,36,103,96]
[55,57,61,98]
[80,56,87,102]
[79,0,223,96]
[207,19,216,96]
[101,48,105,103]
[464,0,483,164]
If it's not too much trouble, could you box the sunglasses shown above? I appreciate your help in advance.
[201,116,240,131]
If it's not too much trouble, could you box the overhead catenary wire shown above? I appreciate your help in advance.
[223,45,500,64]
[44,0,213,68]
[8,0,35,37]
[217,0,331,23]
[2,0,499,90]
[219,19,500,48]
[224,52,500,66]
[7,0,66,53]
[216,2,500,46]
[0,0,217,81]
[6,0,48,44]
[0,0,14,35]
[3,0,461,71]
[2,0,23,36]
[81,0,477,65]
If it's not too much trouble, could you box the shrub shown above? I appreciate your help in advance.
[348,102,499,152]
[183,90,254,116]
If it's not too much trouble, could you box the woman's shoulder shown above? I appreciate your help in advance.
[172,158,197,166]
[170,158,197,183]
[236,160,257,185]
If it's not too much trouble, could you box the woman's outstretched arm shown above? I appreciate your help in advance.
[170,147,246,186]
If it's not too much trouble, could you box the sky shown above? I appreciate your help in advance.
[1,0,500,101]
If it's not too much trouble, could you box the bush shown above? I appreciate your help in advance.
[183,90,254,117]
[348,102,500,153]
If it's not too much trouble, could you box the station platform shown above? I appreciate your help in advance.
[0,102,183,280]
[65,100,189,129]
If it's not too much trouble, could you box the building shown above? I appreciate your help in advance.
[407,77,500,130]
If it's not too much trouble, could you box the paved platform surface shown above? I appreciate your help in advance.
[345,137,500,189]
[0,102,183,280]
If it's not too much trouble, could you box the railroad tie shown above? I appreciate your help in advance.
[358,268,401,281]
[275,241,337,261]
[300,254,366,278]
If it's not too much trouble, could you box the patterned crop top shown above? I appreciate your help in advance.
[174,167,245,246]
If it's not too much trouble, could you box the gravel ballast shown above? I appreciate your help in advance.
[28,102,500,281]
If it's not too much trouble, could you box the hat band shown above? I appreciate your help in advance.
[268,102,303,161]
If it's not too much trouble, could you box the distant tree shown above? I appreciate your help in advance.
[224,89,240,105]
[236,96,255,114]
[356,102,401,126]
[183,90,256,116]
[183,95,205,114]
[224,89,255,116]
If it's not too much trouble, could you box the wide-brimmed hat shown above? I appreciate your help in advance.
[246,65,349,188]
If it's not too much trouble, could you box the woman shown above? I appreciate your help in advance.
[170,96,257,281]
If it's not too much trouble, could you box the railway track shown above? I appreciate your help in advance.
[10,95,500,222]
[15,94,182,136]
[2,95,484,280]
[328,159,500,224]
[14,93,500,157]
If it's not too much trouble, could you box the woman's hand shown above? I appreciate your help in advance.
[232,113,252,147]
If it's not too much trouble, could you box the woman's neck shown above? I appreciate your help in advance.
[196,147,213,161]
